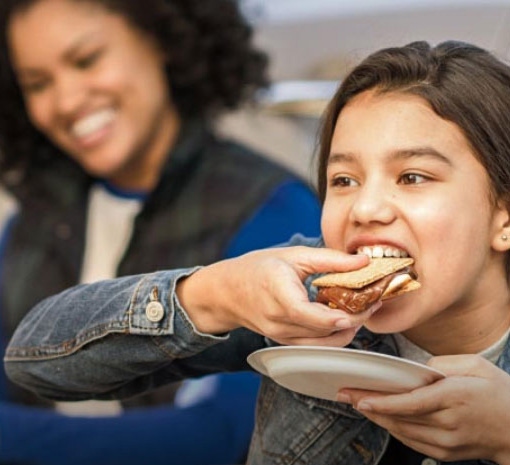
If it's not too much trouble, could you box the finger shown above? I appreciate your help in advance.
[337,388,443,420]
[280,246,370,277]
[359,410,452,449]
[265,323,352,341]
[282,327,359,347]
[359,410,436,436]
[365,413,470,461]
[336,388,388,405]
[332,301,382,329]
[244,301,362,341]
[267,297,376,334]
[348,381,448,416]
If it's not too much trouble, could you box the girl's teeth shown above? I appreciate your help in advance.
[372,246,384,258]
[390,248,400,257]
[360,246,372,256]
[357,246,409,258]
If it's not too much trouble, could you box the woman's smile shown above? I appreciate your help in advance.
[70,107,116,147]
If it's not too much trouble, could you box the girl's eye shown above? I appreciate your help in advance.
[330,176,359,187]
[399,173,428,185]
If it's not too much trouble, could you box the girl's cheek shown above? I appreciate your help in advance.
[321,203,350,243]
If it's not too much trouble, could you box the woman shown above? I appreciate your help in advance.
[0,0,321,464]
[7,40,510,463]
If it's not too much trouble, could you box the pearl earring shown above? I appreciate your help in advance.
[503,234,508,241]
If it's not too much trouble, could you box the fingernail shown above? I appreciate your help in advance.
[336,392,351,404]
[335,319,353,329]
[356,401,372,411]
[369,301,382,314]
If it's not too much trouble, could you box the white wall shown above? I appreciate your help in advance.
[247,1,510,80]
[224,1,510,180]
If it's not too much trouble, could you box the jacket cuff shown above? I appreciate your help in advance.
[128,267,229,352]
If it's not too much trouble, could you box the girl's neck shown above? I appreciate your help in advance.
[404,295,510,356]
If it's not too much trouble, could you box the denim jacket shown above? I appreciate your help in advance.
[4,236,507,465]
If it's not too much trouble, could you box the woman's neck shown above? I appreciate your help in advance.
[108,106,181,191]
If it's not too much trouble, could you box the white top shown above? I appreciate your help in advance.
[56,183,142,417]
[393,330,510,365]
[79,183,142,284]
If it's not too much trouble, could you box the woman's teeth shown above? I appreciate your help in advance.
[72,109,115,138]
[356,246,409,258]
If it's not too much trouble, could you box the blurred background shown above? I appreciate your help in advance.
[3,0,510,207]
[219,0,510,181]
[243,0,510,81]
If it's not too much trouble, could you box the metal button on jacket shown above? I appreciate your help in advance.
[421,458,438,465]
[145,301,165,322]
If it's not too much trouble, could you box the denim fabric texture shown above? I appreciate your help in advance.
[0,117,301,408]
[5,235,506,464]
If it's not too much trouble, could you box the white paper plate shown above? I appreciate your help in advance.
[247,346,445,401]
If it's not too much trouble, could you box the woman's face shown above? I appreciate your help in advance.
[322,90,510,352]
[8,0,179,189]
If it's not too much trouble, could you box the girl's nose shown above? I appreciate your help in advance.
[349,183,397,226]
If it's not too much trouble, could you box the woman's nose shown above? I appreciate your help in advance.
[349,183,397,226]
[52,73,86,116]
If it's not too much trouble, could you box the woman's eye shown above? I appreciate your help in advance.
[331,176,359,187]
[20,80,48,94]
[75,50,101,69]
[399,173,428,185]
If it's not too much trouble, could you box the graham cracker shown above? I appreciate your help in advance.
[312,257,415,289]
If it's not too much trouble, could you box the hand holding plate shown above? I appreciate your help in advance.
[343,354,510,463]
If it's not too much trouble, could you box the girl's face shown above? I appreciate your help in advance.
[8,0,179,190]
[322,90,510,353]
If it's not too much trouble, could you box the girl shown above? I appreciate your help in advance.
[6,40,510,464]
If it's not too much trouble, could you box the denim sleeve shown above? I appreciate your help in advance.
[4,267,264,401]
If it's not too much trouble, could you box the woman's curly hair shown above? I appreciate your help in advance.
[0,0,269,176]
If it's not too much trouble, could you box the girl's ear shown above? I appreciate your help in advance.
[492,199,510,252]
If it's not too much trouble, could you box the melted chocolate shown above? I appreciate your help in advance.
[316,267,416,314]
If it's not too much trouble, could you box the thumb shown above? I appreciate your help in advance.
[284,246,370,276]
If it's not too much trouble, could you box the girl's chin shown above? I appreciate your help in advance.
[363,305,414,334]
